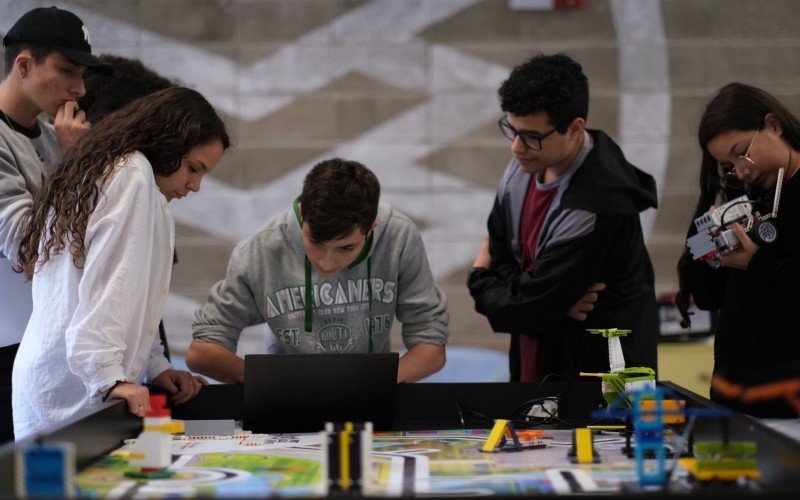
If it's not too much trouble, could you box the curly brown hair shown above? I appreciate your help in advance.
[79,54,176,123]
[17,86,230,278]
[498,53,588,133]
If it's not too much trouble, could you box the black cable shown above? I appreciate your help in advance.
[509,373,580,427]
[718,199,754,229]
[458,373,588,430]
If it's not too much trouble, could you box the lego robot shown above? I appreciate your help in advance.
[686,169,785,268]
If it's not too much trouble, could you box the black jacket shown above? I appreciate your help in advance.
[685,174,800,418]
[469,130,660,381]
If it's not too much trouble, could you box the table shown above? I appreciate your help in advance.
[2,381,800,498]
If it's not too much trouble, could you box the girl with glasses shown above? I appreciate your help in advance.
[677,82,800,418]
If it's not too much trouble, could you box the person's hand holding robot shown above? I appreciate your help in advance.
[686,190,780,269]
[718,222,760,270]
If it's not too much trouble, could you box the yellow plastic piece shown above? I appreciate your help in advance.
[339,429,351,490]
[172,419,185,434]
[587,425,626,431]
[482,419,509,452]
[143,420,185,434]
[377,461,391,484]
[679,458,761,481]
[639,399,686,424]
[575,428,594,464]
[113,450,144,460]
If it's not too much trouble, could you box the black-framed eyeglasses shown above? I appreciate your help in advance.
[498,117,557,151]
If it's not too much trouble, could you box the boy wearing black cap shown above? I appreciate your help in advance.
[0,6,112,443]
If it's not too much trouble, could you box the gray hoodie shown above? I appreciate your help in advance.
[0,116,59,264]
[193,201,449,354]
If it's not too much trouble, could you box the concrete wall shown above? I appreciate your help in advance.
[2,0,799,361]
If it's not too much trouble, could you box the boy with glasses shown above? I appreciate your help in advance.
[468,53,659,382]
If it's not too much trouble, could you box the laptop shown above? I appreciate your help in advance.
[243,353,399,433]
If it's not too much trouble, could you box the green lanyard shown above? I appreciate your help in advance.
[293,197,375,352]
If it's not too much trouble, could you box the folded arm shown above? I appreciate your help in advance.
[469,210,617,336]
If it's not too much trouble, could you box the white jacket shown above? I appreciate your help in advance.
[13,152,173,439]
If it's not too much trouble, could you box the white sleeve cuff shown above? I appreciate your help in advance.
[146,355,173,383]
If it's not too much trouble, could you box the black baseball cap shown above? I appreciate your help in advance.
[3,6,113,76]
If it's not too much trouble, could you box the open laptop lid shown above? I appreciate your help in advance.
[243,353,399,433]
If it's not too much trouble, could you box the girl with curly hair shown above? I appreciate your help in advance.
[12,86,230,439]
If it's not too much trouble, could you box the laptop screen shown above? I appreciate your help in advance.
[243,353,399,433]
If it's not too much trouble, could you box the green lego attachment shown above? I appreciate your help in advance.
[581,327,656,407]
[587,328,631,338]
[580,367,656,407]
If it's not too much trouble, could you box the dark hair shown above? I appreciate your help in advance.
[300,158,380,242]
[79,54,176,123]
[676,83,800,324]
[498,53,589,133]
[3,42,57,76]
[695,83,800,212]
[17,86,231,277]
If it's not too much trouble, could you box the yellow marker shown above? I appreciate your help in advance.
[575,428,594,464]
[482,419,509,452]
[339,430,351,490]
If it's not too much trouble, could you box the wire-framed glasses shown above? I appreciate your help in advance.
[717,129,759,191]
[498,117,557,151]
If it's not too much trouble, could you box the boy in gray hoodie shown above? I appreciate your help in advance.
[187,158,449,383]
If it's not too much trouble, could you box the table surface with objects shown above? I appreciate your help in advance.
[2,381,800,498]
